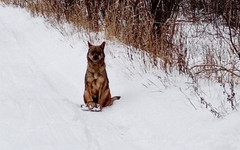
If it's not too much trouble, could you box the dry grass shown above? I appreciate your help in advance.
[1,0,239,84]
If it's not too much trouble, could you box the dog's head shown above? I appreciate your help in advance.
[87,41,105,63]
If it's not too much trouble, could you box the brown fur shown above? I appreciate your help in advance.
[83,41,120,111]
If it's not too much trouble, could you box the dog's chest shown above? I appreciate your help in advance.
[93,73,99,80]
[86,72,104,93]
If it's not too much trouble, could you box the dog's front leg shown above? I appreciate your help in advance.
[84,89,95,110]
[95,76,104,110]
[98,88,111,110]
[97,87,104,110]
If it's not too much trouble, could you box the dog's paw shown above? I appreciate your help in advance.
[91,104,101,112]
[80,103,101,112]
[80,104,89,111]
[87,101,95,110]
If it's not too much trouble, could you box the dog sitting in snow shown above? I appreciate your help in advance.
[82,41,120,111]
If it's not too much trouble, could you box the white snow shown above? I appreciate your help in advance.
[0,4,240,150]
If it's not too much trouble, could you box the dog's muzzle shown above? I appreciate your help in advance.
[92,55,99,62]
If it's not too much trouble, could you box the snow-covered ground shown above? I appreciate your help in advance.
[0,4,240,150]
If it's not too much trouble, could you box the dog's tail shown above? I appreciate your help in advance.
[111,96,121,101]
[106,96,121,107]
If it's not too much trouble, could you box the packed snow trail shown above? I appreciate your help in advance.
[0,5,240,150]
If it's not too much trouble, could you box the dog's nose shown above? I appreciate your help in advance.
[93,55,99,61]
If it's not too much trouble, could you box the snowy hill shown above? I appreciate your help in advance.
[0,4,240,150]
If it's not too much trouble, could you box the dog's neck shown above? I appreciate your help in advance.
[87,61,106,74]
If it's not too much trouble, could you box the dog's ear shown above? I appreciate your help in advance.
[100,41,105,50]
[88,41,93,47]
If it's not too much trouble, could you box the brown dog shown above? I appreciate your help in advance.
[83,41,120,111]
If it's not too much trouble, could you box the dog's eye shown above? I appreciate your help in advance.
[90,51,95,55]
